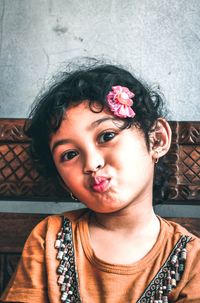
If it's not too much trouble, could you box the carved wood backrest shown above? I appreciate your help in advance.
[0,119,200,202]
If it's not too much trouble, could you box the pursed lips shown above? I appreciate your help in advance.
[91,176,111,193]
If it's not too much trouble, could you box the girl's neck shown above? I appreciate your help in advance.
[90,203,158,236]
[89,203,161,264]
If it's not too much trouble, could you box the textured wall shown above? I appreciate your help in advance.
[0,0,200,119]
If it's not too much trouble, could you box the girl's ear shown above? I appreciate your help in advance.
[149,118,172,162]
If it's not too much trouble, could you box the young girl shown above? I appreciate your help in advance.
[1,63,200,303]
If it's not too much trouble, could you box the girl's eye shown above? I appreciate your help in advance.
[98,131,117,143]
[60,150,79,162]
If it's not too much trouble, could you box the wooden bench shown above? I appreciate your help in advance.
[0,119,200,294]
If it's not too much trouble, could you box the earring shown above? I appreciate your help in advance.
[70,192,78,201]
[154,150,159,164]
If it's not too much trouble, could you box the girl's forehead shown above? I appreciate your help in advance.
[49,101,119,149]
[65,100,95,117]
[62,101,112,127]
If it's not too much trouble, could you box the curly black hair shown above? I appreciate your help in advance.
[25,62,171,205]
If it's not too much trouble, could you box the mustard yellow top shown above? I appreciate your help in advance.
[1,209,200,302]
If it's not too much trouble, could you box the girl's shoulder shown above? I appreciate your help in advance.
[160,216,199,238]
[160,216,200,256]
[25,208,89,244]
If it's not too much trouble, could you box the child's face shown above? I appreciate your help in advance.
[50,101,155,213]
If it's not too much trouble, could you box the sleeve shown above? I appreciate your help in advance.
[175,273,200,302]
[175,237,200,302]
[0,218,49,303]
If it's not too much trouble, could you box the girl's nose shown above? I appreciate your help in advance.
[83,150,105,174]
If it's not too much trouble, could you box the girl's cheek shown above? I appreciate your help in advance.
[75,187,85,196]
[59,164,81,183]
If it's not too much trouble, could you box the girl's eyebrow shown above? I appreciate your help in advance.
[51,117,117,153]
[90,117,118,128]
[51,139,72,154]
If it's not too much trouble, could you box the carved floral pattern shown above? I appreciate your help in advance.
[0,119,200,202]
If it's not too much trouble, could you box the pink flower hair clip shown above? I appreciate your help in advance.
[106,85,136,118]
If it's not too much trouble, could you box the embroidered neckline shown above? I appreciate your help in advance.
[55,216,192,303]
[55,217,81,303]
[136,235,192,303]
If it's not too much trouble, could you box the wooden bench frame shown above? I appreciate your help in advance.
[0,119,200,293]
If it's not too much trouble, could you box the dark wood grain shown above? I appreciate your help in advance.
[0,213,47,253]
[0,213,47,294]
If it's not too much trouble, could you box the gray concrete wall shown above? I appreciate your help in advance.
[0,0,200,216]
[1,0,200,120]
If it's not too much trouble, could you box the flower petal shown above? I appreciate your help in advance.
[106,85,136,118]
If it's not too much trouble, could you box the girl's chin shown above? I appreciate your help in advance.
[93,206,128,215]
[84,199,128,214]
[79,190,131,212]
